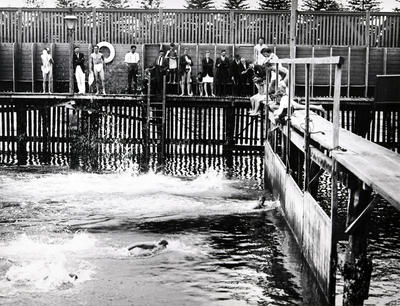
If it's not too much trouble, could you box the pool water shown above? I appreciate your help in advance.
[0,165,327,305]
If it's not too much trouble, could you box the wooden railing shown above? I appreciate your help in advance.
[1,8,399,46]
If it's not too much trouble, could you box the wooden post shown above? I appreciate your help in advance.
[286,63,292,172]
[31,43,35,92]
[304,63,311,191]
[68,29,74,94]
[159,8,163,43]
[17,8,22,45]
[224,98,235,177]
[92,8,97,43]
[229,10,235,45]
[39,103,50,164]
[16,100,27,165]
[50,43,55,93]
[289,0,298,97]
[329,59,343,305]
[141,75,151,172]
[12,42,18,92]
[343,176,373,306]
[160,75,167,166]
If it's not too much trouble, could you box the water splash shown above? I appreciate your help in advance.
[0,232,95,296]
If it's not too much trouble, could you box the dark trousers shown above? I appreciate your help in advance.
[127,64,138,93]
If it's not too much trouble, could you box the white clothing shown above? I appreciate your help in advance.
[166,50,177,69]
[41,53,53,75]
[203,75,213,83]
[124,52,140,64]
[75,66,86,94]
[254,44,268,65]
[93,63,104,74]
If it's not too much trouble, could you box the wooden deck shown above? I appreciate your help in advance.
[289,110,400,210]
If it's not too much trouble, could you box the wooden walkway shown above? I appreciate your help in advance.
[290,110,400,210]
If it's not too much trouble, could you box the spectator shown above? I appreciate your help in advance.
[201,50,215,97]
[196,72,203,96]
[239,57,253,96]
[230,54,241,96]
[254,36,268,65]
[151,49,168,93]
[41,47,53,94]
[215,50,230,96]
[166,43,178,84]
[124,45,140,94]
[179,47,193,96]
[73,46,86,94]
[90,45,106,95]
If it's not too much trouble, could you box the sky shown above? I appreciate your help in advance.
[0,0,398,11]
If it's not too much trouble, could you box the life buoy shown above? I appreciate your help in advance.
[97,41,115,64]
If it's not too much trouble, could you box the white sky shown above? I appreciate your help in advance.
[0,0,398,11]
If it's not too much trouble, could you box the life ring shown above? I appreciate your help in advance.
[97,41,115,64]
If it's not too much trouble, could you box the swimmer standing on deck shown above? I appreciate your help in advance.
[90,45,106,95]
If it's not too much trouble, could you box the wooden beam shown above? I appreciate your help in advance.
[364,47,369,97]
[304,63,311,191]
[345,195,380,234]
[31,43,35,93]
[270,56,344,65]
[289,0,298,97]
[12,42,17,92]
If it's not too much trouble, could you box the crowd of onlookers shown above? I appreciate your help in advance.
[39,37,279,97]
[39,36,324,120]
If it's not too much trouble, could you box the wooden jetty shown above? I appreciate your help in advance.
[265,56,400,305]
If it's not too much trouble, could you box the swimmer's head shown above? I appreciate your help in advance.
[158,240,168,247]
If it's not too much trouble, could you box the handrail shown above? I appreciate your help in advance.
[270,56,345,65]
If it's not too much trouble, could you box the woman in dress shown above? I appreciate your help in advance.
[202,51,215,97]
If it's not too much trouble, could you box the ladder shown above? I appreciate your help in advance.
[144,75,166,167]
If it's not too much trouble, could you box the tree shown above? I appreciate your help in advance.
[224,0,249,9]
[25,0,45,7]
[347,0,381,11]
[76,0,93,6]
[259,0,290,10]
[56,0,77,7]
[100,0,129,8]
[185,0,214,9]
[302,0,341,11]
[395,0,400,12]
[140,0,162,9]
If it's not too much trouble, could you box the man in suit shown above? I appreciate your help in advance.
[238,57,253,96]
[215,50,230,96]
[151,49,168,94]
[230,54,241,96]
[201,50,215,97]
[73,46,86,94]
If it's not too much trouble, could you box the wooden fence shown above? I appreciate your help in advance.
[1,8,399,47]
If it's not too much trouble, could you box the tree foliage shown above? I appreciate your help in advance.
[185,0,214,9]
[395,0,400,12]
[224,0,249,9]
[259,0,290,10]
[302,0,341,11]
[25,0,45,7]
[139,0,162,9]
[100,0,129,8]
[55,0,93,7]
[347,0,381,11]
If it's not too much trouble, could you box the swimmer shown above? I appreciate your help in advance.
[128,239,168,252]
[254,195,266,209]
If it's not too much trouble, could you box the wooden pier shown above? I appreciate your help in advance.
[264,56,400,305]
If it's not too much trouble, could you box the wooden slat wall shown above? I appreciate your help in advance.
[1,43,400,96]
[1,9,399,47]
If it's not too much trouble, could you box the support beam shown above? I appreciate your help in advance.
[289,0,298,97]
[343,177,373,306]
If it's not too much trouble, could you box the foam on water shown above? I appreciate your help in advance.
[0,232,96,296]
[0,167,278,298]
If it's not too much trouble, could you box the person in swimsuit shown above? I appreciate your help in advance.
[128,240,168,252]
[90,45,106,95]
[41,48,53,93]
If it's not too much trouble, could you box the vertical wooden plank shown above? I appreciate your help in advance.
[304,63,311,191]
[347,47,351,98]
[12,42,17,92]
[31,43,35,92]
[364,47,369,97]
[383,47,387,75]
